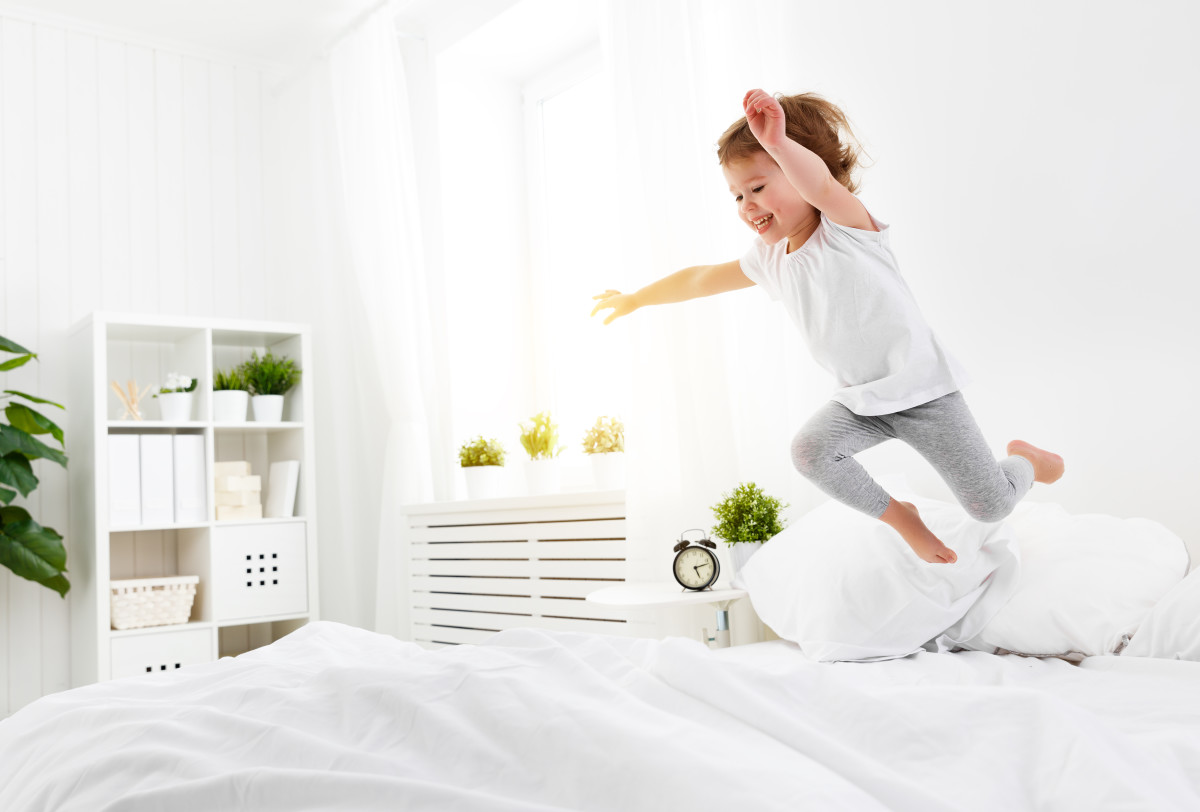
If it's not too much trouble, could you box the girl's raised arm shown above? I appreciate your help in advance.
[743,89,875,232]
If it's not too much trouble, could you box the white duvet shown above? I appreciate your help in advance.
[2,621,1199,811]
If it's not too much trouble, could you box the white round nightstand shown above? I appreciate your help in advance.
[587,583,748,648]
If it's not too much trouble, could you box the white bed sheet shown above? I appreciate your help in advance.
[2,621,1198,811]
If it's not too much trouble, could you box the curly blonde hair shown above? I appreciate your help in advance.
[717,92,865,194]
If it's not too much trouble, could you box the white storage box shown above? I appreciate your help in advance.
[110,576,200,630]
[213,522,307,621]
[110,627,213,679]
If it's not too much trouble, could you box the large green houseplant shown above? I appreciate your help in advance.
[0,335,70,597]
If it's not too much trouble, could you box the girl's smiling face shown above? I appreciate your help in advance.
[722,151,818,253]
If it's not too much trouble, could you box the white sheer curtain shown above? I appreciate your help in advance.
[602,0,824,636]
[271,2,451,635]
[326,5,453,635]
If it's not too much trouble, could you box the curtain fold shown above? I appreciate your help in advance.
[602,0,816,638]
[275,2,451,635]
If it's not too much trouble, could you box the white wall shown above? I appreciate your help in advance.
[0,8,274,716]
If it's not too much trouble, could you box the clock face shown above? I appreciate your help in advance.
[673,545,719,590]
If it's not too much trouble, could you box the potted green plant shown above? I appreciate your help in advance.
[153,372,197,422]
[519,411,563,495]
[1,334,70,597]
[241,350,300,423]
[582,415,625,490]
[459,436,506,500]
[710,481,788,575]
[212,365,249,423]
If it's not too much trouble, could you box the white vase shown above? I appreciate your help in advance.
[251,394,285,422]
[524,458,560,495]
[212,390,249,423]
[729,540,766,579]
[463,465,505,500]
[157,391,194,423]
[589,452,625,490]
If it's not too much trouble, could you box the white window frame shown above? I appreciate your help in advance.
[521,44,603,412]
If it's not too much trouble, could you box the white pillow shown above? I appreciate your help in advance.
[960,502,1188,657]
[734,496,1019,662]
[1113,565,1200,660]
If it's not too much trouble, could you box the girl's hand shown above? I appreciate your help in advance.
[591,290,638,325]
[743,89,786,151]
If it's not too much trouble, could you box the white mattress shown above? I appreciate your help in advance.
[2,621,1198,811]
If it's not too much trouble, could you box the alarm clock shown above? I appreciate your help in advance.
[672,529,720,591]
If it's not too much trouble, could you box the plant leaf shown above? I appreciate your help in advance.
[0,512,70,597]
[0,453,38,498]
[3,390,65,409]
[5,402,65,445]
[0,335,33,355]
[0,354,35,372]
[0,424,69,468]
[0,485,14,505]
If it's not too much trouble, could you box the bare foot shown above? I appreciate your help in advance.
[1006,440,1065,484]
[879,500,958,564]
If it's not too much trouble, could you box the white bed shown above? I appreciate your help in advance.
[2,620,1199,811]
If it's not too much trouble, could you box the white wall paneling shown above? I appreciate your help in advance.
[0,8,274,718]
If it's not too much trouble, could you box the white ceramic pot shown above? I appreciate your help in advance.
[157,391,194,423]
[524,458,560,495]
[251,394,285,422]
[729,540,766,579]
[212,390,249,423]
[589,452,626,490]
[463,465,505,500]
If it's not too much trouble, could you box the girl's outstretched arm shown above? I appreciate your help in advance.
[743,89,874,232]
[591,260,753,325]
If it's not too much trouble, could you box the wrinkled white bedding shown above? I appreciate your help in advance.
[2,621,1199,811]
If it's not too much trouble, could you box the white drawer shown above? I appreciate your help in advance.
[111,627,213,680]
[213,522,308,621]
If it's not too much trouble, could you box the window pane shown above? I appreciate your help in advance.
[535,70,630,441]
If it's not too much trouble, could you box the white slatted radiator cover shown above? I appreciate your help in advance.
[404,493,627,647]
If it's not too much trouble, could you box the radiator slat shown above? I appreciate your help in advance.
[412,559,625,579]
[412,591,629,620]
[411,538,626,560]
[413,608,626,636]
[411,519,625,543]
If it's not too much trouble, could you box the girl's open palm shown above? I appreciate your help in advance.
[743,89,786,150]
[591,290,637,325]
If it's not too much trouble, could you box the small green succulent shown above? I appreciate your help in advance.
[710,482,788,545]
[582,416,624,454]
[241,351,300,396]
[459,436,506,467]
[213,366,248,391]
[519,411,564,460]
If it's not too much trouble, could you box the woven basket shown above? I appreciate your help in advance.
[110,576,199,630]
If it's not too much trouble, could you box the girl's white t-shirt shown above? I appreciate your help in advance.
[739,210,969,417]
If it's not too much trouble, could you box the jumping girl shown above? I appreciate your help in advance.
[591,88,1064,564]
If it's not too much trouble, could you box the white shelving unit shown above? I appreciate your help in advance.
[68,313,319,686]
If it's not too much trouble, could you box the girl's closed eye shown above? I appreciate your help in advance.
[734,186,765,203]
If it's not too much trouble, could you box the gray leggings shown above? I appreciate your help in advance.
[791,391,1035,522]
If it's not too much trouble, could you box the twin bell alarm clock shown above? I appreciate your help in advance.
[672,529,719,591]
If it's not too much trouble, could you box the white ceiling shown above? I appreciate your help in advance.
[3,0,600,81]
[5,0,393,67]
